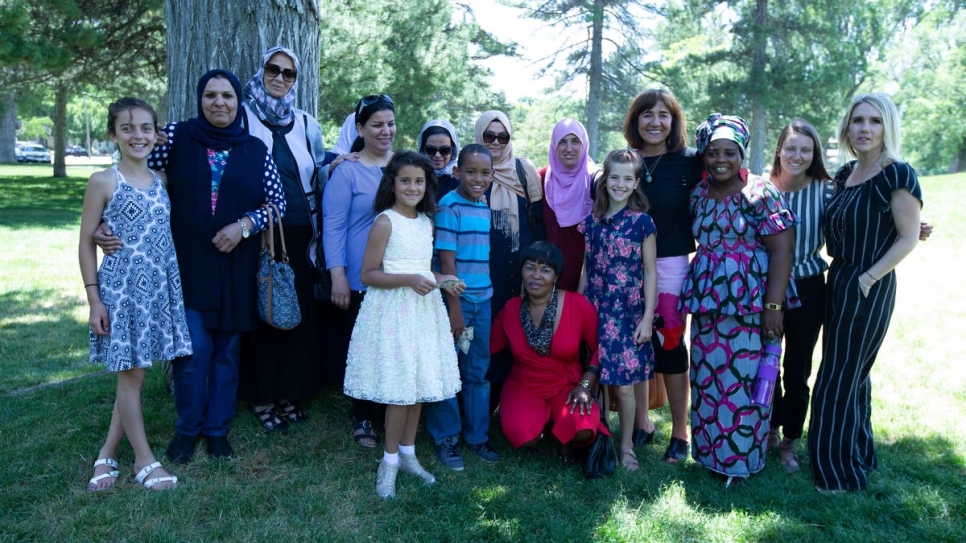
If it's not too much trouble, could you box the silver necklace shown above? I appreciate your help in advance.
[642,153,664,183]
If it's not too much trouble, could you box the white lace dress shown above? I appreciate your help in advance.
[343,209,461,405]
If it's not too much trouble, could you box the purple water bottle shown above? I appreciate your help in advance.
[751,339,782,407]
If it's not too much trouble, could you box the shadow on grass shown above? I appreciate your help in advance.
[0,176,87,229]
[0,287,94,391]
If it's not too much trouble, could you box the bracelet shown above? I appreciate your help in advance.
[763,302,782,311]
[578,379,592,390]
[84,283,99,288]
[584,365,600,376]
[863,272,878,283]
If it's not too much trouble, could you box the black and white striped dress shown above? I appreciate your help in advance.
[807,161,922,491]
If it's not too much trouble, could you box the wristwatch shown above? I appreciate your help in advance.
[237,218,250,239]
[578,379,591,390]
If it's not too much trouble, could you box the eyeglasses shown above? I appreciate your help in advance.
[357,94,394,115]
[482,131,510,145]
[263,63,297,83]
[424,145,452,157]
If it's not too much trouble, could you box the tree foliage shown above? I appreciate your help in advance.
[517,0,659,159]
[891,7,966,174]
[645,0,925,172]
[0,0,165,174]
[317,0,512,149]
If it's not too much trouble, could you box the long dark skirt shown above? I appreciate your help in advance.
[239,226,322,404]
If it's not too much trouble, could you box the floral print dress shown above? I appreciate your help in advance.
[579,208,657,385]
[680,171,798,477]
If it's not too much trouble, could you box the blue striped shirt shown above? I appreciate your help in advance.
[435,191,493,302]
[781,178,831,280]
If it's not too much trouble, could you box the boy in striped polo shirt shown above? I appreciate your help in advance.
[426,144,500,470]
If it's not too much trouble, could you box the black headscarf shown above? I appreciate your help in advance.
[185,69,249,151]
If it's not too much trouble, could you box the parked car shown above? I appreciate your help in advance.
[15,143,51,163]
[66,145,90,157]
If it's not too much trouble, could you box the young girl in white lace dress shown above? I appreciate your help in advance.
[79,98,192,492]
[343,151,463,499]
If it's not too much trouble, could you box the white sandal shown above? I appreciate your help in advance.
[134,461,178,490]
[88,458,119,491]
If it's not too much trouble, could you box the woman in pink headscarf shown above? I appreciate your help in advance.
[539,119,597,291]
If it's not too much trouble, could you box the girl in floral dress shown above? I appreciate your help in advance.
[681,114,798,486]
[578,149,658,471]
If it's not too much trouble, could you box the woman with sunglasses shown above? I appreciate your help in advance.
[418,119,460,202]
[323,93,397,449]
[473,110,544,410]
[235,46,328,432]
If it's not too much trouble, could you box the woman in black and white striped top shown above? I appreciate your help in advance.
[767,120,832,475]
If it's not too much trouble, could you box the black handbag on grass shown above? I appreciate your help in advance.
[583,389,616,479]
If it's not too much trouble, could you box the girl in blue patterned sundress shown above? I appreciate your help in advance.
[578,149,658,472]
[342,151,464,499]
[79,98,192,492]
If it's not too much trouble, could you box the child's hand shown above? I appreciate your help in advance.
[437,274,466,296]
[448,310,467,341]
[633,316,653,345]
[90,301,110,336]
[92,223,123,255]
[408,274,437,296]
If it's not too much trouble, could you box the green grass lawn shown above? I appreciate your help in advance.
[1,165,963,542]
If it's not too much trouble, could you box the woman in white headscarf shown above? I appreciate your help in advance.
[418,119,460,201]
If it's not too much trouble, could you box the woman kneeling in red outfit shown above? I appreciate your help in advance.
[490,241,609,463]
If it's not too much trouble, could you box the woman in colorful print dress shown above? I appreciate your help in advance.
[680,114,797,485]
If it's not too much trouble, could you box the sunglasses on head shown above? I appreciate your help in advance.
[482,131,510,145]
[357,94,394,116]
[263,63,297,83]
[424,145,452,157]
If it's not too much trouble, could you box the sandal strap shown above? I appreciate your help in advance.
[141,475,178,490]
[88,470,119,485]
[93,457,119,470]
[135,461,162,484]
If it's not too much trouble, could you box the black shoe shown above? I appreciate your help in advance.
[207,435,233,459]
[471,441,501,464]
[434,440,465,471]
[250,404,290,434]
[276,400,308,424]
[166,432,198,464]
[632,427,655,446]
[664,437,689,464]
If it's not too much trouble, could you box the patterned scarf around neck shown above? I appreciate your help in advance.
[520,285,558,357]
[243,46,300,127]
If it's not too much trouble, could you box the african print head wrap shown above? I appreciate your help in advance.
[695,113,750,158]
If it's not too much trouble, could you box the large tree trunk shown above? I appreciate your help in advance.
[954,135,966,173]
[165,0,321,123]
[747,0,768,175]
[53,83,68,178]
[0,90,17,163]
[585,0,605,161]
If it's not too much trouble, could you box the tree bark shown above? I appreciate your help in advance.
[748,0,768,175]
[586,0,605,161]
[53,83,68,178]
[165,0,321,123]
[0,90,17,163]
[955,136,966,173]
